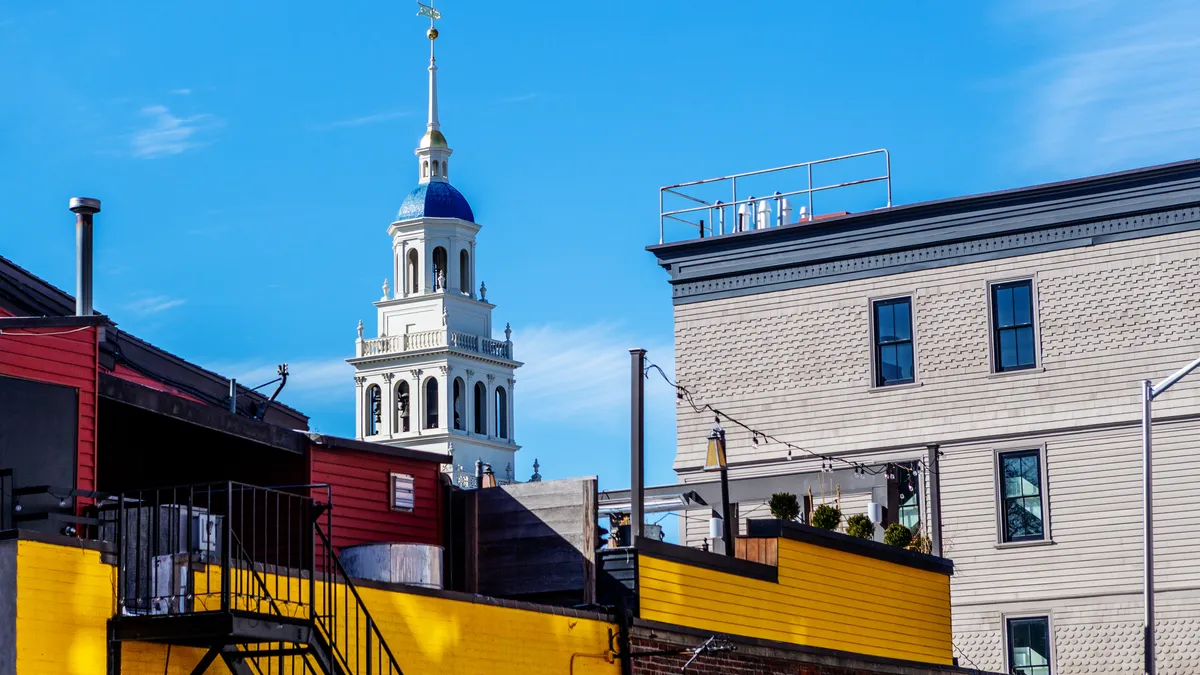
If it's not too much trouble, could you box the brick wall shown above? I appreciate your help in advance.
[629,633,990,675]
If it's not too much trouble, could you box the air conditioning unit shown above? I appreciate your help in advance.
[149,553,191,615]
[191,512,220,562]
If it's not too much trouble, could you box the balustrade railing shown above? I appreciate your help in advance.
[358,328,513,360]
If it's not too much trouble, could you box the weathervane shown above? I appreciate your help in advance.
[417,1,441,58]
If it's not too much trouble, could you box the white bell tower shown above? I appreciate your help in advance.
[348,3,521,484]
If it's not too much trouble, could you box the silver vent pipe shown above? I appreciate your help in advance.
[69,197,101,317]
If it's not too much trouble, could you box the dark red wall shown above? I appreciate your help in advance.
[309,444,443,552]
[0,307,99,493]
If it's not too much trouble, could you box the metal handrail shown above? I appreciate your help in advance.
[658,148,892,243]
[314,523,405,674]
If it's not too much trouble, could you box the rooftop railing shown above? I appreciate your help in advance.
[658,149,892,244]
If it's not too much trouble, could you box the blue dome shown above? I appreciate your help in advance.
[397,182,475,222]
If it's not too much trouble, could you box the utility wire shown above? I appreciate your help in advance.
[951,641,983,672]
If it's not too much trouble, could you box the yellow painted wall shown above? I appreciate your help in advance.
[14,540,228,675]
[638,538,953,665]
[14,539,617,675]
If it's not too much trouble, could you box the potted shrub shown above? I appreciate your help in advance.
[846,513,874,539]
[883,522,913,548]
[811,503,841,531]
[768,492,801,522]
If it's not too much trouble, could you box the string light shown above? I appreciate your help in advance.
[642,360,917,478]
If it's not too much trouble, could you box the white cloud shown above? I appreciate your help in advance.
[1011,0,1200,172]
[516,322,675,428]
[499,93,538,104]
[169,88,191,96]
[315,111,410,130]
[131,104,219,158]
[125,295,187,316]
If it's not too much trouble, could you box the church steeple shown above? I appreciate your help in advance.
[349,0,520,485]
[416,1,451,185]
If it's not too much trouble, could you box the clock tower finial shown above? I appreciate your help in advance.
[415,1,451,184]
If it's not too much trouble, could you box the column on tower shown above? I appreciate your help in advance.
[507,377,516,444]
[381,373,395,438]
[354,376,366,440]
[437,366,450,433]
[463,369,475,434]
[486,374,496,440]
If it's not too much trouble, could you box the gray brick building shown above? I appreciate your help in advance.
[646,158,1200,674]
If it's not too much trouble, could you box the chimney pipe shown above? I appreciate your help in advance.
[69,197,101,317]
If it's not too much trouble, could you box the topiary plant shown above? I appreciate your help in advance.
[846,513,875,539]
[768,492,801,521]
[883,522,913,548]
[810,503,841,531]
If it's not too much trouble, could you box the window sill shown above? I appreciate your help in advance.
[995,539,1054,550]
[987,366,1045,380]
[868,381,923,394]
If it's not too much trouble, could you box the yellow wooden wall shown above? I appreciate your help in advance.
[637,538,953,665]
[13,539,618,675]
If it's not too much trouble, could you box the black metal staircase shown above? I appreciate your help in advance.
[107,482,403,675]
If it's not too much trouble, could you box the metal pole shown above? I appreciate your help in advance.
[629,349,646,543]
[927,444,943,557]
[807,164,814,221]
[1141,353,1200,675]
[719,466,733,557]
[1142,378,1155,675]
[658,190,664,245]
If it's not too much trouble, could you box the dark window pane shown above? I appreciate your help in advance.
[876,303,895,342]
[1008,617,1051,675]
[880,344,899,382]
[897,342,914,381]
[893,300,912,340]
[1021,456,1041,495]
[1013,282,1033,324]
[1017,326,1036,367]
[996,286,1014,327]
[1001,451,1045,542]
[999,330,1018,369]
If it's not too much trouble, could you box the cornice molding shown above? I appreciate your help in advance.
[667,204,1200,304]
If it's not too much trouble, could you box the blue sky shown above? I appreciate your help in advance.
[3,1,1199,503]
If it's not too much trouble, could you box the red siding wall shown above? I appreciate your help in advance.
[309,444,443,552]
[0,309,100,492]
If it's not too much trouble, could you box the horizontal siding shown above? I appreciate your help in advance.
[637,539,953,665]
[953,589,1200,674]
[672,230,1200,470]
[943,419,1200,605]
[0,324,98,492]
[309,445,443,552]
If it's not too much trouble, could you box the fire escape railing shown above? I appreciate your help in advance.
[314,523,404,675]
[110,481,403,675]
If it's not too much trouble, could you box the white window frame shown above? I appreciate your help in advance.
[994,443,1052,547]
[986,275,1044,377]
[390,472,415,512]
[1002,612,1055,675]
[867,291,922,392]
